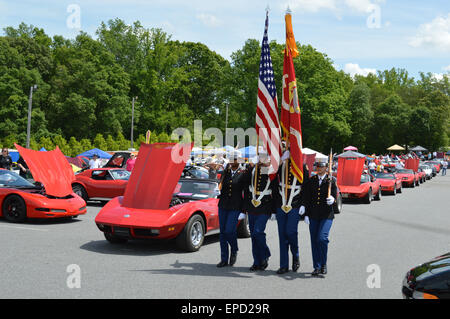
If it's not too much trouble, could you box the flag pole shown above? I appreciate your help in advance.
[327,148,333,198]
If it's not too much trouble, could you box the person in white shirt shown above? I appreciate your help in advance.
[89,154,101,169]
[442,160,448,176]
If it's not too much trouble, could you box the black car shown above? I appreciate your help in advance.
[402,253,450,299]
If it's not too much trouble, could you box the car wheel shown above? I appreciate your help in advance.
[364,188,372,204]
[72,184,88,201]
[333,193,343,214]
[2,195,27,223]
[374,188,382,200]
[176,214,205,252]
[237,213,251,238]
[398,185,402,193]
[104,232,128,244]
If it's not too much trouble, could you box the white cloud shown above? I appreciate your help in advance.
[443,65,450,72]
[409,13,450,51]
[343,63,376,77]
[432,73,444,81]
[285,0,337,13]
[284,0,384,14]
[196,13,222,27]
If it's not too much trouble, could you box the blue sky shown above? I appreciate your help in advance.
[1,0,449,79]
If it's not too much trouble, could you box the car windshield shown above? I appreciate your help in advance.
[397,169,414,174]
[173,180,219,199]
[185,167,210,179]
[360,174,371,183]
[0,170,35,188]
[374,173,395,179]
[109,170,131,180]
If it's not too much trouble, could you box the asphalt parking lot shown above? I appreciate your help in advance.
[1,174,449,299]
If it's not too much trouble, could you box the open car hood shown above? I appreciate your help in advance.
[15,144,75,197]
[122,143,192,210]
[337,157,365,186]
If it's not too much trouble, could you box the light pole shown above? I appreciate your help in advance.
[26,84,38,149]
[130,96,138,150]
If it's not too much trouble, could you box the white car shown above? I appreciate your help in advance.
[419,165,433,180]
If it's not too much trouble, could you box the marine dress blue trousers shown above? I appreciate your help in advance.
[248,213,271,267]
[276,207,300,269]
[218,208,240,263]
[309,218,333,270]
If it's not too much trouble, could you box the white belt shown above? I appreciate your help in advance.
[249,168,271,207]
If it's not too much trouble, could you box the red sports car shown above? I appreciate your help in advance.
[72,168,130,202]
[1,144,87,223]
[396,169,420,187]
[373,172,402,195]
[95,143,250,252]
[339,173,382,204]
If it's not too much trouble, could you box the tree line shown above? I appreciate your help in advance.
[0,19,448,155]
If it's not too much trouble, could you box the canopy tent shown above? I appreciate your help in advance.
[446,150,450,155]
[337,150,366,158]
[39,147,47,151]
[387,144,405,151]
[237,146,257,158]
[77,148,112,159]
[190,147,203,156]
[410,145,427,152]
[343,145,358,151]
[302,147,328,159]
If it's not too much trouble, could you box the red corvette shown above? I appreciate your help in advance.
[396,169,420,188]
[373,172,402,195]
[95,143,250,252]
[1,144,86,223]
[72,168,130,202]
[339,173,382,204]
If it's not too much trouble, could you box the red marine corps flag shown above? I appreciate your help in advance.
[255,9,282,179]
[281,9,303,183]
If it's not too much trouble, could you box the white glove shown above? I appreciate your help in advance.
[270,213,276,221]
[303,216,310,225]
[326,196,335,206]
[238,213,246,220]
[281,150,290,161]
[299,206,305,216]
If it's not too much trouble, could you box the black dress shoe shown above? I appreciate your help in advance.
[292,258,300,272]
[229,254,237,266]
[320,265,327,275]
[260,258,269,270]
[249,264,259,271]
[216,261,228,268]
[311,269,321,276]
[276,267,289,274]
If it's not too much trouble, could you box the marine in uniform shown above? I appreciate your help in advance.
[216,154,246,268]
[302,160,337,276]
[242,152,277,271]
[274,150,310,274]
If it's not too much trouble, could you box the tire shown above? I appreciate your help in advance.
[333,193,343,214]
[104,232,128,244]
[398,184,402,193]
[364,188,372,204]
[176,214,205,252]
[2,195,27,223]
[72,184,88,201]
[237,214,251,238]
[374,188,382,201]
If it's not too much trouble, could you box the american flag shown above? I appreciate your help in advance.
[255,11,281,177]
